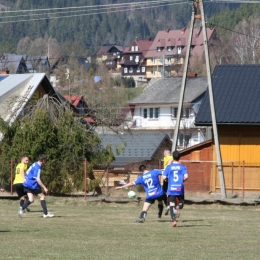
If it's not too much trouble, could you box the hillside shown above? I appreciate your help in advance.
[0,0,244,56]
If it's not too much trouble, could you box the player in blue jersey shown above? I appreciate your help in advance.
[163,150,188,227]
[18,154,54,218]
[115,164,165,223]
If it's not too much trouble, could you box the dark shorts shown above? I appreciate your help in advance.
[145,194,166,204]
[14,183,27,198]
[168,195,185,208]
[24,187,42,195]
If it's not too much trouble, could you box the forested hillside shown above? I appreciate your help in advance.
[0,0,245,57]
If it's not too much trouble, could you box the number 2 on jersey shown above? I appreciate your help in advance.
[144,178,154,188]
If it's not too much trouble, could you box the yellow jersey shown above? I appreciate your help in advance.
[13,163,28,185]
[164,155,173,168]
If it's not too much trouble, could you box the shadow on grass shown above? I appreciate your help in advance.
[0,230,11,232]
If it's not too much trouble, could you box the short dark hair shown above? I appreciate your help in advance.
[38,154,47,162]
[139,164,147,172]
[172,150,180,161]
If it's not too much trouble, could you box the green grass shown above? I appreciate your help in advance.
[0,197,260,260]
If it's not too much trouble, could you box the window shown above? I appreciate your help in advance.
[148,108,160,118]
[130,56,133,61]
[157,47,163,52]
[143,108,147,118]
[135,46,138,51]
[142,67,145,72]
[135,56,139,62]
[129,67,133,73]
[136,67,140,73]
[167,46,173,51]
[152,58,155,64]
[177,46,182,54]
[124,67,128,73]
[173,107,178,118]
[131,46,135,51]
[167,57,171,64]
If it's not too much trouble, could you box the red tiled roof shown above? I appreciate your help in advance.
[84,117,95,123]
[64,95,83,107]
[145,28,215,58]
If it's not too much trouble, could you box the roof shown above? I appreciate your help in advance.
[145,28,215,58]
[129,77,207,105]
[99,133,171,167]
[125,39,153,56]
[0,73,61,124]
[63,95,86,107]
[1,53,25,73]
[95,44,124,56]
[195,64,260,126]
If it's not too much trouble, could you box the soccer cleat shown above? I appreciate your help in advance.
[25,208,31,212]
[158,214,162,218]
[134,218,145,223]
[18,206,23,217]
[43,212,54,218]
[172,220,177,227]
[165,206,170,215]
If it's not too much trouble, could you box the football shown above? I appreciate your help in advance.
[127,190,136,199]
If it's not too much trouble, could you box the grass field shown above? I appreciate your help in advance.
[0,196,260,260]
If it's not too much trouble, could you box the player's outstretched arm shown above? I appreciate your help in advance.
[115,182,135,190]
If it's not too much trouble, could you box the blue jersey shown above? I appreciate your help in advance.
[134,169,164,200]
[23,162,42,190]
[163,162,187,196]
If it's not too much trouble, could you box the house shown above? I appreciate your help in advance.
[0,72,61,125]
[120,38,153,84]
[94,44,124,70]
[99,132,172,170]
[128,76,208,149]
[195,64,260,196]
[144,27,219,79]
[0,53,28,74]
[23,55,50,73]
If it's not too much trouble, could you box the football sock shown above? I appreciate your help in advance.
[41,200,48,215]
[22,200,31,210]
[158,204,163,216]
[140,211,147,219]
[170,206,176,221]
[20,199,24,207]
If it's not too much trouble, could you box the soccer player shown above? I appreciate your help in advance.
[18,154,54,218]
[13,155,30,212]
[163,149,173,215]
[163,150,188,227]
[115,164,165,223]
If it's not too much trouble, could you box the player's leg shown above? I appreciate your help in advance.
[135,200,153,223]
[157,195,165,218]
[168,195,177,227]
[37,191,54,218]
[14,184,26,207]
[19,191,34,217]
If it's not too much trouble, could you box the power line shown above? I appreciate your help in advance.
[0,1,183,24]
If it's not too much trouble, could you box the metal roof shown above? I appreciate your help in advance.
[0,73,60,124]
[129,77,208,105]
[195,64,260,126]
[99,133,171,167]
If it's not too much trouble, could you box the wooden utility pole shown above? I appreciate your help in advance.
[171,0,227,199]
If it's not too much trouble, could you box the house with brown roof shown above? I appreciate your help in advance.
[120,38,153,83]
[144,27,219,79]
[94,44,124,70]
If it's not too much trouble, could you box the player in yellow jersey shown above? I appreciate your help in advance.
[13,155,30,212]
[163,149,173,215]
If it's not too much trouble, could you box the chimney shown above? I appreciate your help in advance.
[0,70,9,74]
[165,28,170,34]
[181,27,186,35]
